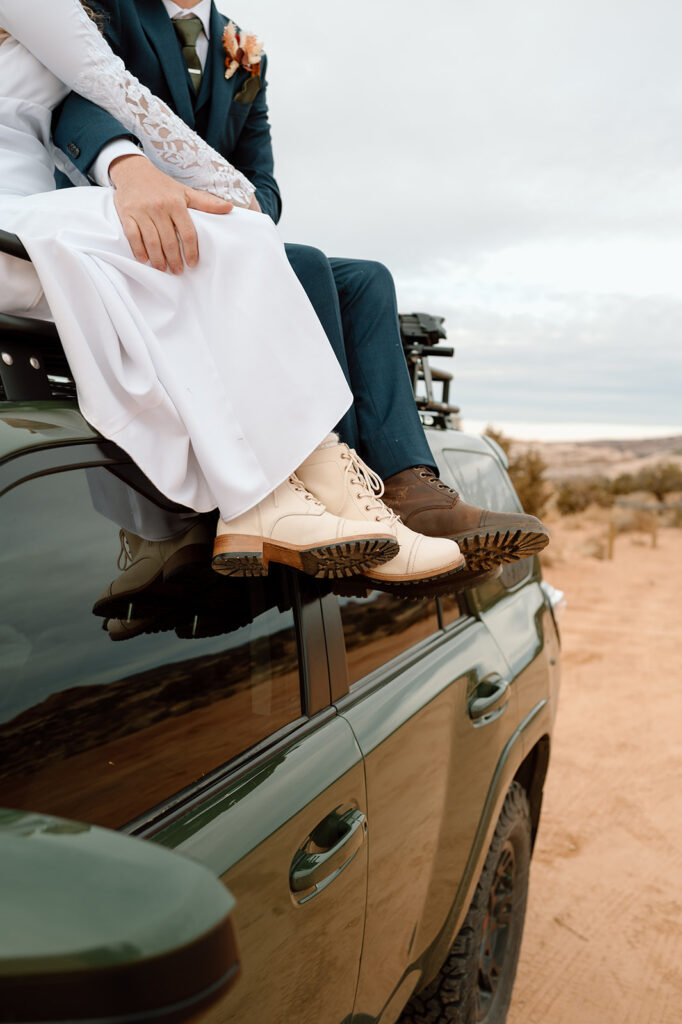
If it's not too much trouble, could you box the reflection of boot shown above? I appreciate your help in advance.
[104,614,175,642]
[297,444,465,594]
[212,475,399,579]
[332,563,503,600]
[93,521,213,619]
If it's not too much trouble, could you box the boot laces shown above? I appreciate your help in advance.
[117,529,133,571]
[287,473,324,509]
[417,466,457,495]
[341,449,401,525]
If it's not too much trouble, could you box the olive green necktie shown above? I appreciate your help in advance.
[172,15,203,94]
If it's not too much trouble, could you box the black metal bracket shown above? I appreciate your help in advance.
[0,314,70,402]
[399,312,460,417]
[0,229,30,261]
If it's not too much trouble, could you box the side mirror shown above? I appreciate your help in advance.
[0,808,240,1023]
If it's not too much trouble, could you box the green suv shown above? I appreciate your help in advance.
[0,312,560,1024]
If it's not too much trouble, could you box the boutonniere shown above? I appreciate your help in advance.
[222,21,263,81]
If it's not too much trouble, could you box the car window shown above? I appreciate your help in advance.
[0,468,303,830]
[339,591,440,685]
[442,448,520,514]
[437,591,464,627]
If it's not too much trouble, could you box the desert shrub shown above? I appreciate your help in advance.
[483,426,549,518]
[484,425,513,459]
[632,462,682,502]
[556,481,590,515]
[555,476,613,515]
[612,472,637,495]
[508,450,551,519]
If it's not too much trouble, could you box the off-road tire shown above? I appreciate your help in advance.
[399,783,531,1024]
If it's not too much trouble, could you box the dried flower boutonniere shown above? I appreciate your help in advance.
[222,21,263,81]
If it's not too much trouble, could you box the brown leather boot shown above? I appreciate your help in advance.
[382,466,549,572]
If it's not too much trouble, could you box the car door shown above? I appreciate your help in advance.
[326,582,519,1022]
[0,432,368,1024]
[439,439,557,751]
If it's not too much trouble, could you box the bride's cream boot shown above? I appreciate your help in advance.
[296,444,465,590]
[212,474,399,579]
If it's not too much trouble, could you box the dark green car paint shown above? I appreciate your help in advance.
[0,400,557,1024]
[0,401,98,462]
[0,808,234,970]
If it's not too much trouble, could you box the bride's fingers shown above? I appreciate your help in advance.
[136,214,167,273]
[186,189,233,216]
[120,215,148,266]
[153,211,184,275]
[172,204,200,269]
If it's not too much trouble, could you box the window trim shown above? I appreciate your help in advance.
[131,708,338,839]
[333,600,475,713]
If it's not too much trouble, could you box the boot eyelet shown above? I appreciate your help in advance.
[365,504,371,511]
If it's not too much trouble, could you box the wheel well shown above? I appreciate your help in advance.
[513,736,550,848]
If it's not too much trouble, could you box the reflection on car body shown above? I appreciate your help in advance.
[0,399,559,1024]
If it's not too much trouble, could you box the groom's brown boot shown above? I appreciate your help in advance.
[382,466,549,573]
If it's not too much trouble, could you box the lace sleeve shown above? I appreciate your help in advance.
[0,0,255,205]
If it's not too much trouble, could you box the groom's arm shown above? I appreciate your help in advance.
[52,93,136,179]
[227,56,282,224]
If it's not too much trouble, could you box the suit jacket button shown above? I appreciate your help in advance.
[67,142,81,158]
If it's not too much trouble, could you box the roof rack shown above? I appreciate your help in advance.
[399,312,459,427]
[0,231,77,402]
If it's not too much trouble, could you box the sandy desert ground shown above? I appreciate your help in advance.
[507,515,682,1024]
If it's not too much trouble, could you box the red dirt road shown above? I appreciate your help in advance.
[508,526,682,1023]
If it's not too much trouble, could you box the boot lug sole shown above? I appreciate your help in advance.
[456,527,549,572]
[212,534,400,579]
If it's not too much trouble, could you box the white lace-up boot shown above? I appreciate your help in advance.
[297,444,465,590]
[212,474,399,578]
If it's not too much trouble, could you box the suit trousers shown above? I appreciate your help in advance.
[284,244,437,480]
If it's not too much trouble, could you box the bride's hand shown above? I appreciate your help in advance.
[109,154,233,274]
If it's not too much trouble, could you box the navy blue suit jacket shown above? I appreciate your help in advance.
[52,0,282,222]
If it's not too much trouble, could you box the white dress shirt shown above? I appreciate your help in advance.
[91,0,213,186]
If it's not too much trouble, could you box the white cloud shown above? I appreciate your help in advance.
[219,0,682,431]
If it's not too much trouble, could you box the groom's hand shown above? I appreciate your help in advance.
[109,154,233,274]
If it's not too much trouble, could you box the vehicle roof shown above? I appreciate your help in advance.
[0,401,99,462]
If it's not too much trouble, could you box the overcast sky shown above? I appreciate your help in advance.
[219,0,682,437]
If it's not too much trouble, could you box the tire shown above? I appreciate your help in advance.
[399,782,532,1024]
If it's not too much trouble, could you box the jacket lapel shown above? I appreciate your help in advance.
[202,7,248,144]
[137,0,196,127]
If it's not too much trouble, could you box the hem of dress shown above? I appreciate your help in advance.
[215,401,351,524]
[99,394,352,524]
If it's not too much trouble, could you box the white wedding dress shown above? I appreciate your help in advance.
[0,0,352,520]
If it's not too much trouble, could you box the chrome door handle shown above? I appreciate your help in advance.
[290,808,366,901]
[468,674,510,721]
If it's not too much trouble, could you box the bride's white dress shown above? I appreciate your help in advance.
[0,0,352,520]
